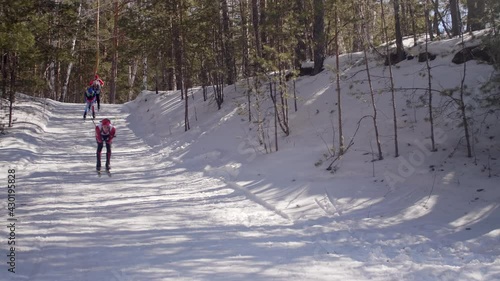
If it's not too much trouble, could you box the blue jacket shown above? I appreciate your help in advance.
[85,87,97,102]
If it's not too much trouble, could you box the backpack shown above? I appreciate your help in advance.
[86,87,96,98]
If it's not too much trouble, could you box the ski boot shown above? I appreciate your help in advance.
[105,165,111,177]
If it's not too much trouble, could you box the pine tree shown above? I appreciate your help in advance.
[467,0,486,32]
[381,0,400,157]
[450,0,461,36]
[0,0,36,127]
[312,0,325,74]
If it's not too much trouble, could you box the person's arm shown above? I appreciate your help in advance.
[108,127,116,143]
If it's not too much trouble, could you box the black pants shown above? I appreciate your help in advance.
[96,142,111,169]
[96,94,101,110]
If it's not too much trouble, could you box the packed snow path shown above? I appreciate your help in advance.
[2,100,499,281]
[7,102,296,280]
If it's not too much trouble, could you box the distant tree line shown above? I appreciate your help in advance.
[1,0,499,129]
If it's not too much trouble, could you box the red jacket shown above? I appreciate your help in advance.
[89,74,105,87]
[95,123,116,144]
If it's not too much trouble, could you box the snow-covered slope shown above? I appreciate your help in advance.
[1,31,499,280]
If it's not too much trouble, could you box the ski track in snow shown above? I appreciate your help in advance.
[2,102,305,281]
[2,88,499,280]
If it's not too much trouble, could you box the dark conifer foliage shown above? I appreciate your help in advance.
[0,0,497,105]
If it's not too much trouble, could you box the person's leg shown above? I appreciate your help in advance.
[97,94,101,110]
[83,101,88,119]
[105,142,112,170]
[96,142,104,170]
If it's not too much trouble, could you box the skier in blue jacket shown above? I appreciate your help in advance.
[83,86,97,120]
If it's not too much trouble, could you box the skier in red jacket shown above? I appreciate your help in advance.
[95,118,116,172]
[89,74,105,111]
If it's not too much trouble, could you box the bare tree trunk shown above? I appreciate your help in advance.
[61,65,73,102]
[1,54,6,101]
[252,0,262,58]
[61,64,73,102]
[94,0,100,74]
[425,0,437,152]
[409,0,418,46]
[460,81,472,157]
[213,11,225,109]
[221,0,235,84]
[433,0,440,37]
[60,1,82,102]
[335,2,344,155]
[110,0,119,103]
[8,53,17,127]
[450,0,461,36]
[254,78,267,152]
[393,0,406,61]
[459,34,472,157]
[278,74,289,135]
[425,3,434,41]
[200,59,208,102]
[240,0,250,77]
[246,77,252,121]
[294,0,308,68]
[259,0,267,47]
[56,60,61,100]
[381,0,399,157]
[363,49,383,160]
[179,0,189,131]
[184,80,189,131]
[173,1,183,95]
[369,1,377,45]
[48,61,56,99]
[48,15,56,100]
[352,4,363,52]
[276,12,290,136]
[312,0,325,74]
[165,21,175,91]
[128,59,138,101]
[213,74,224,110]
[293,79,297,112]
[142,57,148,91]
[1,53,6,131]
[400,0,408,36]
[269,82,289,136]
[360,6,383,160]
[270,82,278,151]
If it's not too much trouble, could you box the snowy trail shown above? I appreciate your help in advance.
[2,100,499,281]
[5,102,307,281]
